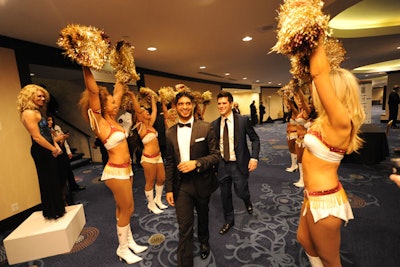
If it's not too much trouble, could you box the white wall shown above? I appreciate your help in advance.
[0,48,41,220]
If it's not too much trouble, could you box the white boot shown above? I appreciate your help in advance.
[127,225,148,254]
[306,252,324,267]
[154,185,168,209]
[145,189,163,214]
[293,163,304,187]
[116,225,143,264]
[286,153,298,172]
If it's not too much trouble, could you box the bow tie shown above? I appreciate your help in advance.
[178,122,191,128]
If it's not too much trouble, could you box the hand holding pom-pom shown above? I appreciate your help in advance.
[57,24,110,70]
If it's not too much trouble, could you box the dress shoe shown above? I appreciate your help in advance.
[219,223,234,235]
[245,202,253,214]
[200,243,210,259]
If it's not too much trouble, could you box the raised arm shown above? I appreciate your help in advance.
[82,66,101,112]
[298,88,311,115]
[310,42,350,130]
[112,81,125,111]
[123,90,139,111]
[201,103,207,117]
[149,95,157,126]
[161,100,169,119]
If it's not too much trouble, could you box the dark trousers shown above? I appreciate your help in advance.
[58,146,76,205]
[251,114,257,126]
[218,162,250,224]
[389,106,399,127]
[175,177,210,267]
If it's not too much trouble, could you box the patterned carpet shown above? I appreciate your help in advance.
[2,105,400,267]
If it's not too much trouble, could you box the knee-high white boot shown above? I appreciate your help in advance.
[293,163,304,187]
[306,252,324,267]
[154,184,168,209]
[116,225,143,264]
[286,153,298,172]
[127,225,148,254]
[145,189,163,214]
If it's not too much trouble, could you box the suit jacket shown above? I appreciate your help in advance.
[164,119,221,199]
[212,114,260,176]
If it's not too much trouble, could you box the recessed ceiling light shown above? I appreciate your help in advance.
[242,36,253,42]
[147,47,157,51]
[397,46,400,50]
[243,77,247,80]
[256,80,260,83]
[199,66,206,69]
[353,59,400,73]
[225,73,230,76]
[268,81,272,84]
[30,73,35,77]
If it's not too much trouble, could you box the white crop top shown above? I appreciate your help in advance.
[136,122,158,145]
[304,131,346,163]
[103,124,128,150]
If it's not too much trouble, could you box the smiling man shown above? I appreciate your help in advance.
[212,91,260,235]
[164,90,220,267]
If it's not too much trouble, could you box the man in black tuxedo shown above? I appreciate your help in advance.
[212,91,260,235]
[164,91,220,267]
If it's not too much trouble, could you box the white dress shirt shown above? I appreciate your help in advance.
[220,113,236,161]
[178,117,194,162]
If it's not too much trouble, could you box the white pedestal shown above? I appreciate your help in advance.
[3,204,86,265]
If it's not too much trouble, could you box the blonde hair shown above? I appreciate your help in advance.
[16,84,50,118]
[311,68,365,153]
[78,86,109,121]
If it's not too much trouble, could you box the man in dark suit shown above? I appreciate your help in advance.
[388,85,400,128]
[212,91,260,235]
[164,91,220,267]
[250,100,257,126]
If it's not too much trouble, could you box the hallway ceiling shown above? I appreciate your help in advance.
[1,0,399,88]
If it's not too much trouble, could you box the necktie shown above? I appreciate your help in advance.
[223,118,230,161]
[178,122,191,128]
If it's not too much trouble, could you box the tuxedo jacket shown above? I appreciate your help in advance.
[211,114,260,176]
[164,119,221,199]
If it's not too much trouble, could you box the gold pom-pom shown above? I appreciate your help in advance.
[202,91,212,104]
[120,91,133,111]
[271,0,330,57]
[324,37,346,69]
[192,91,203,104]
[138,87,158,108]
[158,86,176,104]
[56,24,110,70]
[176,84,191,93]
[109,40,140,83]
[289,54,312,84]
[278,79,298,99]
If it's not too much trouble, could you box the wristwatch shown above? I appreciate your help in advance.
[196,160,202,172]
